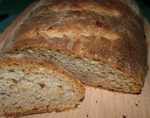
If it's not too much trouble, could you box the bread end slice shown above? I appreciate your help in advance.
[0,53,85,117]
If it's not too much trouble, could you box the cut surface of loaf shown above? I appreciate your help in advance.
[2,0,148,93]
[16,49,145,94]
[0,53,85,117]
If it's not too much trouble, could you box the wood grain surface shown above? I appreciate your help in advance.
[0,2,150,118]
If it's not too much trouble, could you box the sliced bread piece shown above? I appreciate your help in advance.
[0,52,85,117]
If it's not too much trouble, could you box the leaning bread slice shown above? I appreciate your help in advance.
[0,52,85,117]
[16,48,147,94]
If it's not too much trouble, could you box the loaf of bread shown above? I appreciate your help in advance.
[0,51,85,117]
[2,0,148,94]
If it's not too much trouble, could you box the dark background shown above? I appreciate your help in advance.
[0,0,150,32]
[0,0,35,32]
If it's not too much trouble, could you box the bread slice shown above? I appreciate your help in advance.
[2,0,148,94]
[0,52,85,117]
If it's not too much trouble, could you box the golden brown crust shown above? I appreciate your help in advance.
[3,103,82,118]
[2,0,148,88]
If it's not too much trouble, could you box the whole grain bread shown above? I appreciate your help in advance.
[0,51,85,117]
[2,0,148,93]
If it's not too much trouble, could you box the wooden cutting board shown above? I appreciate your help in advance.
[0,2,150,118]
